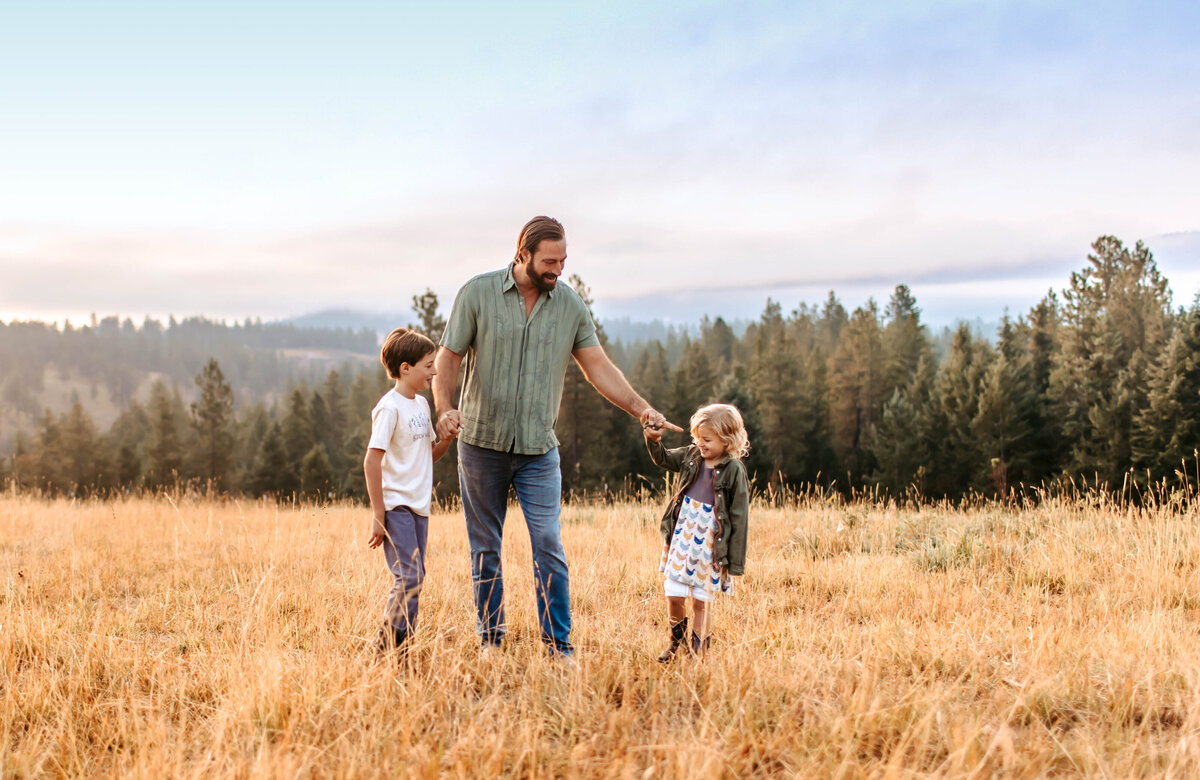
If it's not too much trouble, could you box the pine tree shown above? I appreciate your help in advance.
[318,369,347,484]
[618,341,673,483]
[631,341,672,413]
[145,380,186,490]
[10,429,37,491]
[235,403,270,491]
[250,422,289,498]
[715,367,772,486]
[59,402,106,494]
[817,291,848,354]
[925,325,991,497]
[279,387,314,496]
[116,443,140,490]
[107,400,150,488]
[792,349,835,485]
[873,388,925,497]
[300,443,335,501]
[826,301,884,486]
[1028,291,1059,396]
[874,348,939,499]
[34,410,65,493]
[1017,295,1062,483]
[190,358,235,489]
[699,316,736,372]
[1132,304,1200,483]
[342,369,389,500]
[749,300,807,486]
[971,342,1040,496]
[556,274,620,493]
[409,288,447,343]
[881,284,930,402]
[667,340,718,427]
[1049,236,1173,487]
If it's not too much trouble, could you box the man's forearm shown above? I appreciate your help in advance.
[432,347,464,414]
[578,352,649,418]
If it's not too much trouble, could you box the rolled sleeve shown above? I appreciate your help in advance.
[572,309,600,350]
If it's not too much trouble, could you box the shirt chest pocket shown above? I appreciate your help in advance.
[492,314,513,342]
[536,317,559,345]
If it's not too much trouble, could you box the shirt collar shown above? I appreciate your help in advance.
[502,262,554,298]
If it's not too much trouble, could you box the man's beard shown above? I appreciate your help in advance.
[530,269,558,293]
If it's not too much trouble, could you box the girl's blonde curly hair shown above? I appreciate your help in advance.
[689,403,750,460]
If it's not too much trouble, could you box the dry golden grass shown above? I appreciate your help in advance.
[3,490,1200,778]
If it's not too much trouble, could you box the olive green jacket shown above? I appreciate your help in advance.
[646,439,750,576]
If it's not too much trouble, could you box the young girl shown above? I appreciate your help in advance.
[644,403,750,661]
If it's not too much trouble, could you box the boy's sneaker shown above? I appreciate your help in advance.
[375,625,409,659]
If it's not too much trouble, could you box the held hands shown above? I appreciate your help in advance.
[367,515,386,549]
[436,410,463,442]
[640,407,683,442]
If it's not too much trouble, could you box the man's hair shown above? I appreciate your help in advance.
[514,216,565,261]
[690,403,751,460]
[380,327,436,380]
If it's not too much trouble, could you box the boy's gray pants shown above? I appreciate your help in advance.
[383,506,428,633]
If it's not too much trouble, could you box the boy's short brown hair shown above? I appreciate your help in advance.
[380,327,436,379]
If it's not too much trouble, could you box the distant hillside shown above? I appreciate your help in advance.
[0,316,379,453]
[282,308,397,336]
[282,307,751,345]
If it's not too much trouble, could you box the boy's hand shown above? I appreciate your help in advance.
[367,515,386,549]
[643,424,663,443]
[436,410,463,441]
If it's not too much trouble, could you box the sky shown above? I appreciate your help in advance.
[2,0,1198,328]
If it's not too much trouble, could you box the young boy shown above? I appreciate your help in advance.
[364,327,455,656]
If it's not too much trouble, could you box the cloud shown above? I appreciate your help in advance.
[0,211,1135,326]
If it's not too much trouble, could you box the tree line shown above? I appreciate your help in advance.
[3,235,1198,502]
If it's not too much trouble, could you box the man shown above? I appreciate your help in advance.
[433,215,680,658]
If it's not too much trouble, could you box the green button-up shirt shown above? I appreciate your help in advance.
[440,263,601,455]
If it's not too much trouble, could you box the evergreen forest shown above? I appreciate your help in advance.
[3,235,1198,503]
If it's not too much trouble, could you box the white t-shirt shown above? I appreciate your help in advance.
[367,389,435,517]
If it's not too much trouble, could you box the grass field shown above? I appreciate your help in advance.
[3,490,1200,778]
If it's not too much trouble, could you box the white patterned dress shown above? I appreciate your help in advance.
[659,485,734,595]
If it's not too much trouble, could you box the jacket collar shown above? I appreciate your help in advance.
[687,445,735,469]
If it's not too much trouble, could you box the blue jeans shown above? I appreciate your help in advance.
[458,441,571,655]
[382,507,428,634]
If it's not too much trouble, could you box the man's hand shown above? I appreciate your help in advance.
[640,407,683,435]
[436,410,463,441]
[367,515,386,549]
